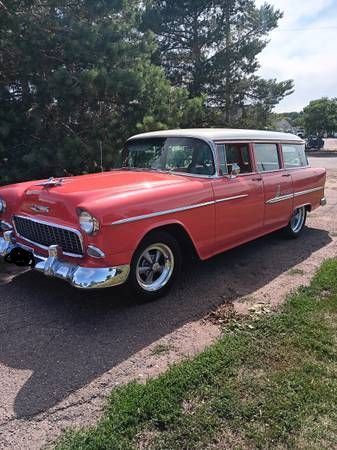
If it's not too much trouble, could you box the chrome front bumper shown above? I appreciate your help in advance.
[0,231,130,289]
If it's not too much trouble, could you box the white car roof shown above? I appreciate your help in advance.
[129,128,303,143]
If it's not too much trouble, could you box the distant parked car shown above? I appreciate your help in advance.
[0,129,327,300]
[305,135,324,151]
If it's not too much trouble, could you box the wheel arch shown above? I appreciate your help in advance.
[286,203,310,227]
[294,203,312,213]
[134,221,201,260]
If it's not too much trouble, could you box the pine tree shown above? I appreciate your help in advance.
[143,0,294,126]
[0,0,204,184]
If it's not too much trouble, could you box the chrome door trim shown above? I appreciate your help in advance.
[266,186,324,205]
[111,201,215,225]
[112,187,324,226]
[293,186,324,197]
[215,194,248,204]
[265,193,294,204]
[111,194,249,226]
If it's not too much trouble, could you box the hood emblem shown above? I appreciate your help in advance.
[37,177,63,188]
[30,204,50,213]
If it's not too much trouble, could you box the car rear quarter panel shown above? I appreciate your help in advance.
[291,166,326,213]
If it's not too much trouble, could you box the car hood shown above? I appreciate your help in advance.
[26,170,190,196]
[15,170,194,223]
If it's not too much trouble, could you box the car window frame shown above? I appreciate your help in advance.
[253,142,283,173]
[124,136,217,178]
[281,143,309,169]
[215,141,255,177]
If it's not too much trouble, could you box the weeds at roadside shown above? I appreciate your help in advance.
[288,268,305,276]
[150,344,173,357]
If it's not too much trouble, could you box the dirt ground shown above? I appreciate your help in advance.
[0,155,336,449]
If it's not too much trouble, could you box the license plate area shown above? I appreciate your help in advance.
[4,247,35,268]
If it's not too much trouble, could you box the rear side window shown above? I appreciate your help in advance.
[216,143,253,175]
[254,144,281,172]
[282,144,308,168]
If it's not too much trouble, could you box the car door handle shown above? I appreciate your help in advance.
[252,177,262,181]
[282,174,291,177]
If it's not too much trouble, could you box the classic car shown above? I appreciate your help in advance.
[0,129,327,300]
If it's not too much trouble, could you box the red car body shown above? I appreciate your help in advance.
[0,129,327,295]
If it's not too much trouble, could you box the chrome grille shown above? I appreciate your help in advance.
[13,216,83,256]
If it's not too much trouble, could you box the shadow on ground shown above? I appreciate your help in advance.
[0,227,331,418]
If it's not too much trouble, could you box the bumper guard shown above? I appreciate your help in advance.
[0,231,130,289]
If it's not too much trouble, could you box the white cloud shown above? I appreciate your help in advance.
[255,0,337,112]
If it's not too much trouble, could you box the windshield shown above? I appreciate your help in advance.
[122,137,215,176]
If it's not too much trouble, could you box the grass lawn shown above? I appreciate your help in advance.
[56,259,337,450]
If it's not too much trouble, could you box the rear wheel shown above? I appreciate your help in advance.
[128,231,181,301]
[283,206,307,238]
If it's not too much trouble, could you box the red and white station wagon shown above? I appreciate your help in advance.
[0,129,327,299]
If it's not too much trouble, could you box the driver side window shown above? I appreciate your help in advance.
[217,143,253,175]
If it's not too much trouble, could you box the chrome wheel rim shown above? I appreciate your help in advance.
[136,243,174,292]
[290,207,305,233]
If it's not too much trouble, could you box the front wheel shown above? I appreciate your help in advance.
[283,206,307,238]
[128,231,182,301]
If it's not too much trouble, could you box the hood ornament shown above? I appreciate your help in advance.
[37,177,63,188]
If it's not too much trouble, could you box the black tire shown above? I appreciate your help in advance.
[283,206,307,238]
[128,231,182,301]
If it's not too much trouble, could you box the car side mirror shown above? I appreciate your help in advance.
[228,163,241,179]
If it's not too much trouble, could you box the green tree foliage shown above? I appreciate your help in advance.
[0,0,205,184]
[0,0,295,185]
[142,0,294,126]
[274,111,304,128]
[303,98,337,136]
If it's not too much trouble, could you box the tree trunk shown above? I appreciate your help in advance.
[224,1,231,125]
[191,11,201,97]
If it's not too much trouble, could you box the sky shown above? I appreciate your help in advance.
[255,0,337,112]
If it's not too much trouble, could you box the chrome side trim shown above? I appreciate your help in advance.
[112,186,324,225]
[112,194,250,226]
[215,194,248,204]
[266,193,294,205]
[111,201,215,226]
[12,215,84,258]
[293,186,324,197]
[266,186,324,205]
[163,172,215,179]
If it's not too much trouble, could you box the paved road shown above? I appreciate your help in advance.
[322,138,337,152]
[0,155,336,448]
[309,152,337,170]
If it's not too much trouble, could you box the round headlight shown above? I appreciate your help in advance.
[79,210,100,235]
[0,198,6,214]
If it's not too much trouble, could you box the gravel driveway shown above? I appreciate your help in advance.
[0,155,337,449]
